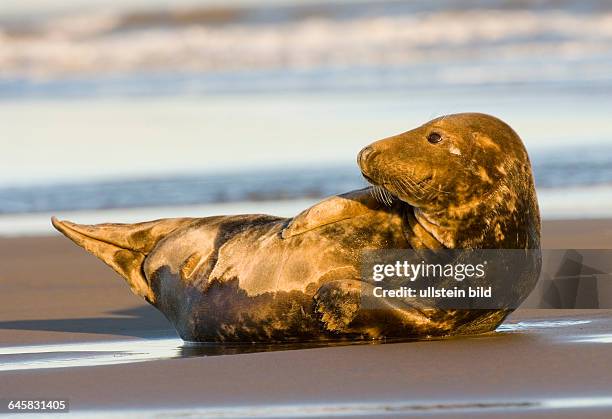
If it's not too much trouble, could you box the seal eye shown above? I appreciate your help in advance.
[427,132,443,144]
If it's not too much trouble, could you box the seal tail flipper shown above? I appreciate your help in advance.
[51,217,194,303]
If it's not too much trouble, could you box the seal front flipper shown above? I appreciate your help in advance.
[312,267,363,333]
[314,273,433,339]
[281,187,384,239]
[51,216,195,302]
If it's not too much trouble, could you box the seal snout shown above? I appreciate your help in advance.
[358,146,376,167]
[358,145,380,182]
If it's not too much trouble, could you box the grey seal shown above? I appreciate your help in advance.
[52,112,541,342]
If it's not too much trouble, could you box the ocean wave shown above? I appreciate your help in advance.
[1,147,611,215]
[1,2,612,91]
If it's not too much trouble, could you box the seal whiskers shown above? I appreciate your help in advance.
[370,184,394,206]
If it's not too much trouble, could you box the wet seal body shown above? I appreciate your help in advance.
[52,113,541,342]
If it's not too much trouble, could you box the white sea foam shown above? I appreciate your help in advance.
[1,7,612,84]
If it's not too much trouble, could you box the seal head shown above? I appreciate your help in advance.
[358,112,540,249]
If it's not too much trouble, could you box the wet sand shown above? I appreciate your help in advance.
[1,219,611,417]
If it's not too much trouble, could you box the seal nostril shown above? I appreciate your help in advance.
[358,146,377,166]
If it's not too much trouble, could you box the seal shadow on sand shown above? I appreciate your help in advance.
[0,306,177,339]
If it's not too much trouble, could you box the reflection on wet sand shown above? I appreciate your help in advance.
[38,397,612,418]
[1,315,609,372]
[0,337,428,372]
[496,319,592,331]
[0,339,183,372]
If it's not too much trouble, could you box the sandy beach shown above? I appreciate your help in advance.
[0,218,611,417]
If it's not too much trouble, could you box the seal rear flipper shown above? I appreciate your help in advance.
[51,217,195,303]
[281,187,384,239]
